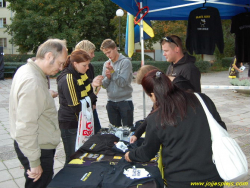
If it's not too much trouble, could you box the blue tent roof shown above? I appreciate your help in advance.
[111,0,250,20]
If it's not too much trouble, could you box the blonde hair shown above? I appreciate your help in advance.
[75,40,96,53]
[136,65,160,84]
[36,39,67,60]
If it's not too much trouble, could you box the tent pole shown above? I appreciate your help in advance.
[139,1,146,118]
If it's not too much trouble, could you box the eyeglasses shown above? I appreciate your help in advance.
[161,37,178,47]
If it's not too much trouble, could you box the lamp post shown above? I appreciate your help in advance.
[116,9,124,51]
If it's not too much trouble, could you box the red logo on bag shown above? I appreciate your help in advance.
[82,121,93,136]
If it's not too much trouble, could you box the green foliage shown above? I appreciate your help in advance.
[4,62,26,69]
[92,51,153,62]
[209,60,228,72]
[3,54,36,62]
[5,0,118,53]
[221,57,234,67]
[230,77,250,86]
[91,61,169,76]
[214,20,235,59]
[195,61,211,73]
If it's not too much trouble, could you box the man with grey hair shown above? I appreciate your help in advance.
[9,39,68,188]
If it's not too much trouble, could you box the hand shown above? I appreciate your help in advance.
[106,61,114,72]
[125,152,132,162]
[130,135,137,144]
[92,75,104,87]
[49,90,58,98]
[105,69,111,80]
[27,165,43,182]
[92,105,96,110]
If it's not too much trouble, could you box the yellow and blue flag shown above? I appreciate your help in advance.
[125,13,154,57]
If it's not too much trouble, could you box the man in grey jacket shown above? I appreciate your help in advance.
[101,39,134,127]
[9,39,68,188]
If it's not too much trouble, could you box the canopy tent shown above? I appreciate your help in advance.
[111,0,250,20]
[110,0,250,117]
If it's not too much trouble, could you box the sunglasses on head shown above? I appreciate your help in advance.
[161,37,178,47]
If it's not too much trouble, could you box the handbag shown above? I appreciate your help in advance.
[194,93,248,181]
[75,96,94,151]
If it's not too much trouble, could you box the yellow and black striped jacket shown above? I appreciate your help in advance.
[57,63,97,129]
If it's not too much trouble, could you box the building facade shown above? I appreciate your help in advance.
[0,0,19,54]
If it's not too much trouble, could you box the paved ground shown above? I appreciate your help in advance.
[0,69,249,188]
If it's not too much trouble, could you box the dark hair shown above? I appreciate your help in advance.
[63,49,91,69]
[141,69,197,127]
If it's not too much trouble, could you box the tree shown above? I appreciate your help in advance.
[5,0,118,53]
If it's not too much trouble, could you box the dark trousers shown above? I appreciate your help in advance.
[106,100,134,127]
[60,128,77,165]
[93,109,101,134]
[14,141,55,188]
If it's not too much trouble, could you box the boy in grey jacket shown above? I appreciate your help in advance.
[101,39,134,127]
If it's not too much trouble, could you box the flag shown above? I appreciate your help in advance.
[125,13,154,57]
[134,20,154,43]
[125,13,134,58]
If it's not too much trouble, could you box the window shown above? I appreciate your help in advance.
[0,0,6,7]
[0,38,7,47]
[0,18,6,28]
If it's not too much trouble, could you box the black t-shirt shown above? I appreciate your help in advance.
[231,12,250,62]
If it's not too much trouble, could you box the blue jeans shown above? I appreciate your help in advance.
[14,141,55,188]
[60,128,77,165]
[106,101,134,127]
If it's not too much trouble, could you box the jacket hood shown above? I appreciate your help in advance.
[111,53,131,64]
[174,52,196,66]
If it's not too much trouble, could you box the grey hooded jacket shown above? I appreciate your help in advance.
[102,54,133,102]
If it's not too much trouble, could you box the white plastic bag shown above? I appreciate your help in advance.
[75,96,94,151]
[194,93,248,181]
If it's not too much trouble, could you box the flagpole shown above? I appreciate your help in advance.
[139,2,146,118]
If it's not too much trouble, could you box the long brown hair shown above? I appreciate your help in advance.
[141,69,197,127]
[63,49,91,69]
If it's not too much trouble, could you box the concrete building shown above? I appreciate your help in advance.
[0,0,19,54]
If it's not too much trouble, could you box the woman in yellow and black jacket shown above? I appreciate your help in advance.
[57,50,103,165]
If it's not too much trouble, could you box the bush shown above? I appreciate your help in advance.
[4,62,26,68]
[195,61,211,73]
[92,51,153,62]
[209,60,228,72]
[221,57,233,68]
[91,61,169,76]
[3,54,36,62]
[230,77,250,86]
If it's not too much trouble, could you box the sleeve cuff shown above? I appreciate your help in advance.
[29,159,41,168]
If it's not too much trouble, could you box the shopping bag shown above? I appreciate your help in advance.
[194,93,248,181]
[75,96,94,151]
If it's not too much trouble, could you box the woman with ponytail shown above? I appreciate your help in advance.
[57,49,103,165]
[125,69,226,188]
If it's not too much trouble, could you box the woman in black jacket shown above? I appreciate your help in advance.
[57,50,103,165]
[125,69,226,188]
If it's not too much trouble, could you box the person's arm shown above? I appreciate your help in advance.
[232,64,243,72]
[15,79,45,168]
[127,114,161,162]
[102,61,111,89]
[133,119,147,139]
[111,59,132,87]
[182,65,201,92]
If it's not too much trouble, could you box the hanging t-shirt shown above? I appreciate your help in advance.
[231,12,250,62]
[186,6,224,55]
